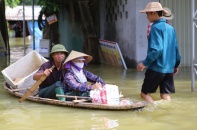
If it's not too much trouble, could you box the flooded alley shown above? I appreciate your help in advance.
[0,38,197,130]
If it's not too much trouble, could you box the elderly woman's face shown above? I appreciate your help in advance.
[72,58,85,69]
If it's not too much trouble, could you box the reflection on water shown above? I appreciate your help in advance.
[0,38,197,130]
[91,116,119,129]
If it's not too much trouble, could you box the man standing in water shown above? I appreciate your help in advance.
[137,2,181,103]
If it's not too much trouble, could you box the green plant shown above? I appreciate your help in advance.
[37,0,60,15]
[5,0,20,7]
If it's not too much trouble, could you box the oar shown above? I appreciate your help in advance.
[56,94,92,103]
[19,65,55,102]
[73,99,88,103]
[56,94,92,100]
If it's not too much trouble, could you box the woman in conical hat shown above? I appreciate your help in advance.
[63,50,105,99]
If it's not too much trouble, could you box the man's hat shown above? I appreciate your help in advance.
[163,7,174,20]
[139,2,168,15]
[50,44,68,57]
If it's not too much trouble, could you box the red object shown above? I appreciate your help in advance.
[100,89,107,104]
[147,23,152,38]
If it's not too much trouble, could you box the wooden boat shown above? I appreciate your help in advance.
[2,51,147,110]
[3,81,147,110]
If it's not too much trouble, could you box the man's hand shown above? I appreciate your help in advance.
[137,62,146,71]
[174,68,179,75]
[44,68,52,76]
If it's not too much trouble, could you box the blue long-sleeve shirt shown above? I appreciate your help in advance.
[143,18,181,73]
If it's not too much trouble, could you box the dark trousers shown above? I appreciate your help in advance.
[39,81,65,100]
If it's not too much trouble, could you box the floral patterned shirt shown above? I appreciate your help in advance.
[63,69,105,92]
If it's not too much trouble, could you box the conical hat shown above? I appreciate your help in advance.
[64,50,93,64]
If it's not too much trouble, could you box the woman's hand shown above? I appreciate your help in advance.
[92,82,102,90]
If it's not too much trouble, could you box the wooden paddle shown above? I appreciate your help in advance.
[56,94,92,103]
[56,94,92,100]
[73,99,88,103]
[19,65,55,102]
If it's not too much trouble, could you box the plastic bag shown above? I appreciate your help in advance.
[105,84,120,105]
[90,88,107,104]
[90,84,120,105]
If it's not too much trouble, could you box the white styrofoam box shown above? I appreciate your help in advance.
[1,50,48,89]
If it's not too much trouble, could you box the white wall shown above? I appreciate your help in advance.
[99,0,157,67]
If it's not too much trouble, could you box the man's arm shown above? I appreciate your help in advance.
[33,68,52,80]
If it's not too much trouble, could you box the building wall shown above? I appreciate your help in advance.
[100,0,197,67]
[100,0,158,68]
[59,8,84,53]
[58,0,195,67]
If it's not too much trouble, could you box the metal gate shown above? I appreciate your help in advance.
[191,0,197,91]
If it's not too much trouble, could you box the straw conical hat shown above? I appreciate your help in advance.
[64,50,92,64]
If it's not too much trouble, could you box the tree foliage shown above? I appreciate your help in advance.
[19,0,40,5]
[37,0,60,15]
[5,0,61,15]
[5,0,40,7]
[5,0,20,7]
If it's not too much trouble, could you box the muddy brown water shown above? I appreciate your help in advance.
[0,38,196,130]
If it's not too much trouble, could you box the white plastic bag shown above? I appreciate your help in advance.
[89,89,107,104]
[89,84,120,105]
[105,84,120,105]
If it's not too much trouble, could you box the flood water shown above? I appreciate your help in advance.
[0,38,197,130]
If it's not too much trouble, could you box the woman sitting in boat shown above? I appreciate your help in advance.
[63,50,105,100]
[33,44,68,101]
